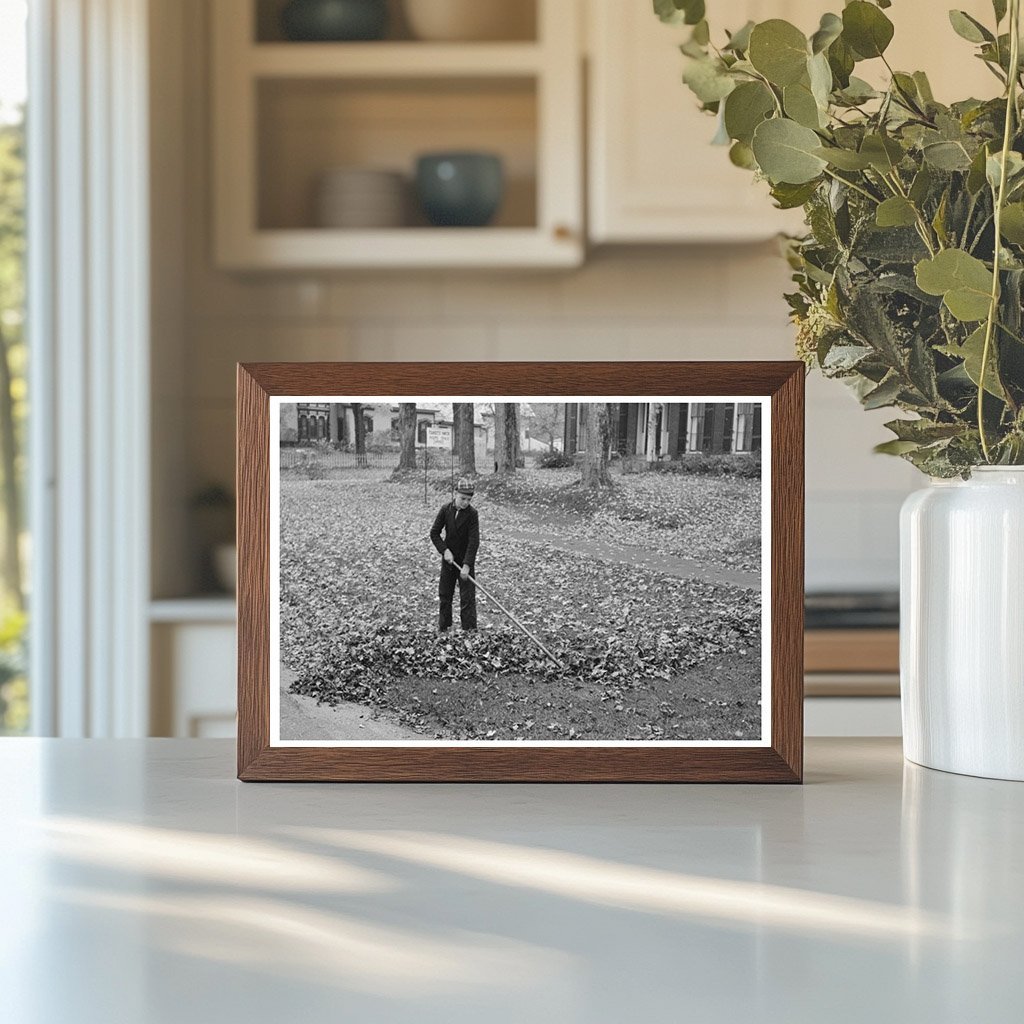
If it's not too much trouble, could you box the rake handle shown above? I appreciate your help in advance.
[447,558,561,669]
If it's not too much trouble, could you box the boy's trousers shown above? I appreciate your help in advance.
[438,563,477,631]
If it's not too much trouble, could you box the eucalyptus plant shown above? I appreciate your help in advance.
[657,0,1024,475]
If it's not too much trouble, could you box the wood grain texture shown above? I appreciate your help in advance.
[770,364,804,782]
[236,361,805,783]
[237,365,271,778]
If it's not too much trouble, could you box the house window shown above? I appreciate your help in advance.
[673,403,688,454]
[298,415,308,441]
[688,404,704,452]
[363,413,373,435]
[720,404,734,453]
[417,420,428,444]
[390,416,399,441]
[734,403,757,453]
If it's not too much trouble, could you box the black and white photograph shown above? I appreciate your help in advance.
[271,396,769,746]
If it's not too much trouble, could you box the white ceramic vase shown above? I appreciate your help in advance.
[900,467,1024,780]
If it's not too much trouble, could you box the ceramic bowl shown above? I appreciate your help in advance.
[415,152,504,227]
[281,0,388,42]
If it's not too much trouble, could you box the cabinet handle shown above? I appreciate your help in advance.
[553,224,574,241]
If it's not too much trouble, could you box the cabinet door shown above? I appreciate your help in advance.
[587,0,995,244]
[587,0,810,243]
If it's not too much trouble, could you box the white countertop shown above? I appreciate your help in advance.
[1,738,1020,1023]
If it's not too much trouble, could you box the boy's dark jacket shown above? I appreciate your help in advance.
[430,501,479,568]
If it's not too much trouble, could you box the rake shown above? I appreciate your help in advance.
[447,558,561,668]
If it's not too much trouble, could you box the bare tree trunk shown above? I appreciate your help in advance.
[0,325,22,608]
[580,403,613,489]
[494,402,518,476]
[396,402,418,471]
[352,402,367,467]
[454,402,476,476]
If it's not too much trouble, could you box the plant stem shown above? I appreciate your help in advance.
[884,170,939,254]
[822,167,880,205]
[979,0,1021,462]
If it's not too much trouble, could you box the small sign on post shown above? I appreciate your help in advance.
[425,426,452,448]
[425,425,454,492]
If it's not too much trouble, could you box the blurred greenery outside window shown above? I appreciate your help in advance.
[0,0,28,734]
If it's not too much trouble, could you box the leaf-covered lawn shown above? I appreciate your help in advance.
[476,467,762,572]
[280,471,763,741]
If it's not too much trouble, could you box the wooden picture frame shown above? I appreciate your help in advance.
[237,362,804,782]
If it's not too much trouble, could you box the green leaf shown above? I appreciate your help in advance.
[915,249,994,322]
[692,19,710,45]
[862,374,903,409]
[986,150,1024,191]
[922,140,972,171]
[860,133,904,173]
[835,77,879,106]
[1000,203,1024,245]
[967,144,991,194]
[876,197,918,228]
[827,36,856,89]
[784,80,824,129]
[939,325,1006,398]
[909,164,933,205]
[682,57,736,104]
[810,13,843,54]
[948,10,994,44]
[891,72,921,109]
[770,180,820,209]
[729,140,757,169]
[842,1,895,59]
[814,146,872,170]
[993,0,1008,24]
[884,418,964,443]
[751,118,828,184]
[653,0,705,26]
[724,20,755,53]
[913,71,935,104]
[808,51,833,110]
[874,439,922,455]
[723,81,775,144]
[748,20,809,87]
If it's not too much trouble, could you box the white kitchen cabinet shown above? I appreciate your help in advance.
[211,0,583,269]
[587,0,810,243]
[150,600,237,738]
[586,0,998,244]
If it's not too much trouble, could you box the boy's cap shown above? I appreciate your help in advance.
[456,478,475,495]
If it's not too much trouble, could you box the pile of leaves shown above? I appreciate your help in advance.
[660,0,1024,475]
[279,477,762,739]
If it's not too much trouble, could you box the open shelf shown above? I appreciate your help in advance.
[213,0,581,268]
[257,76,537,232]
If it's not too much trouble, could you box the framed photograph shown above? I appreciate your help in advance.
[237,362,803,782]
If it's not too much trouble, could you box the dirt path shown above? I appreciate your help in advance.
[279,667,422,741]
[488,525,760,590]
